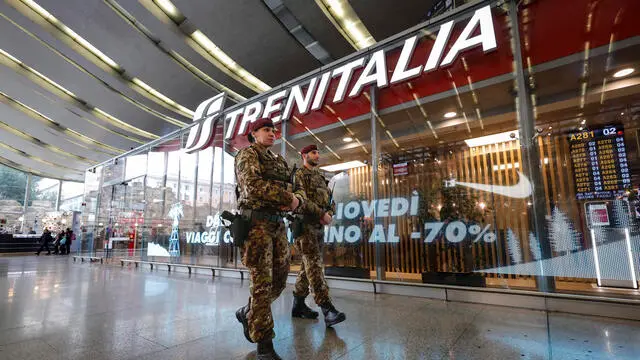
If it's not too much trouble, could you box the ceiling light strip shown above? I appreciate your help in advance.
[314,0,375,50]
[0,11,187,128]
[0,91,122,155]
[0,49,154,143]
[11,0,193,121]
[0,142,83,172]
[0,156,81,181]
[291,115,340,160]
[0,119,96,163]
[104,0,245,103]
[324,105,368,154]
[148,0,271,93]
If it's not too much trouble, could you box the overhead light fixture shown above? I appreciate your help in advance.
[320,160,366,172]
[315,0,375,50]
[149,0,270,93]
[0,48,158,141]
[131,78,194,117]
[444,111,457,119]
[15,0,191,124]
[106,0,244,103]
[464,130,519,148]
[0,90,122,155]
[613,68,635,78]
[189,30,270,93]
[154,0,181,19]
[342,137,353,142]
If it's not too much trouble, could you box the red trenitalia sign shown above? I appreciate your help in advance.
[184,5,497,153]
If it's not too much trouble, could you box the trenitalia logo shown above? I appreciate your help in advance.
[184,93,226,153]
[186,5,497,153]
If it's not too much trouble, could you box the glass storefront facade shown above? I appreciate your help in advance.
[80,0,640,298]
[0,163,83,235]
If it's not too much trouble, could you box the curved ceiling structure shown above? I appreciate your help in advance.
[0,0,438,181]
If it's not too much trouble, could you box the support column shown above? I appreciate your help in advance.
[280,115,287,157]
[508,0,555,292]
[55,180,62,211]
[21,173,32,233]
[370,86,385,280]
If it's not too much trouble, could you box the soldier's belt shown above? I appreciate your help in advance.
[245,209,284,223]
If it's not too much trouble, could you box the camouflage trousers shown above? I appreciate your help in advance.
[241,219,290,343]
[293,224,331,305]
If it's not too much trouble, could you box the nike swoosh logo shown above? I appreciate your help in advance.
[453,172,532,199]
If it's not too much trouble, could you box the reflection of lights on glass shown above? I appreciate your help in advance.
[320,160,366,172]
[544,158,549,164]
[613,68,635,78]
[444,111,457,119]
[581,119,586,125]
[437,204,442,210]
[527,201,533,206]
[478,202,486,210]
[98,223,103,226]
[578,127,584,131]
[342,137,353,142]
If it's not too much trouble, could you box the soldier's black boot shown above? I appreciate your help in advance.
[292,295,319,319]
[320,302,346,327]
[235,300,254,343]
[257,339,282,360]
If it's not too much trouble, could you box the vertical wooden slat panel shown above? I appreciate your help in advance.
[470,147,484,272]
[480,146,497,274]
[456,150,466,272]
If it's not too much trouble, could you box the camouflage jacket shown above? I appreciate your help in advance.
[235,143,303,211]
[295,166,333,220]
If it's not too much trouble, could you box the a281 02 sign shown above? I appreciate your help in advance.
[185,5,498,153]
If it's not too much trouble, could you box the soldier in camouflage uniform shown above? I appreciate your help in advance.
[291,144,346,327]
[234,118,302,360]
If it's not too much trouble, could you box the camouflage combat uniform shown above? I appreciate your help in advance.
[235,142,303,343]
[292,166,334,305]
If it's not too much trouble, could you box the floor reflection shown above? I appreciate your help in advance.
[1,256,640,359]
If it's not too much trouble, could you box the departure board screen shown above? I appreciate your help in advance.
[569,126,630,200]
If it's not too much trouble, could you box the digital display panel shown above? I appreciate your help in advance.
[569,126,630,200]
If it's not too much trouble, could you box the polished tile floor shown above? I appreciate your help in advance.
[1,256,640,360]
